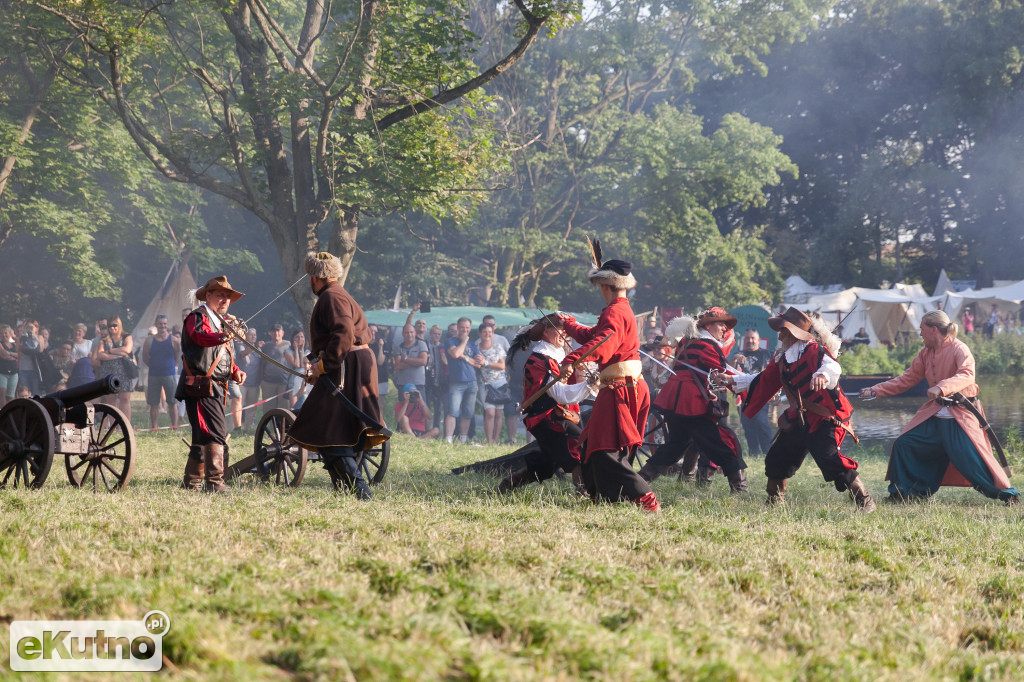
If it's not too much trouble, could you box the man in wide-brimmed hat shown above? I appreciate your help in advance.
[288,251,381,500]
[499,314,593,494]
[725,306,876,511]
[558,256,660,511]
[641,307,749,492]
[176,276,246,492]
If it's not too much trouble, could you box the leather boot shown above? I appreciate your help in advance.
[726,469,749,494]
[637,461,670,483]
[203,443,228,493]
[327,456,372,500]
[766,478,787,506]
[571,465,588,497]
[181,446,205,491]
[678,445,699,483]
[498,468,534,493]
[632,491,661,513]
[696,464,716,488]
[848,475,876,513]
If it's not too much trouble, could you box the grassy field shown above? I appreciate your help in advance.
[2,423,1024,681]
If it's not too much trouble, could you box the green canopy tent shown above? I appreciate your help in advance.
[364,306,598,329]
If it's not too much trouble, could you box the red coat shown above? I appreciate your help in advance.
[743,342,852,433]
[521,352,580,431]
[562,298,649,458]
[654,338,727,418]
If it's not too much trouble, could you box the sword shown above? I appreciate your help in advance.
[316,373,393,442]
[936,392,1010,475]
[639,348,677,376]
[208,307,306,380]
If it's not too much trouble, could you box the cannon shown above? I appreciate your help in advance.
[225,407,389,488]
[0,376,136,491]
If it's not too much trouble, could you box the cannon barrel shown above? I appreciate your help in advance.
[42,375,122,407]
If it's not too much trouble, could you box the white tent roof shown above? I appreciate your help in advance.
[784,285,946,346]
[941,279,1024,320]
[933,269,953,296]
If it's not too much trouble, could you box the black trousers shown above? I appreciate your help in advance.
[184,390,228,446]
[525,418,582,482]
[582,447,652,502]
[646,413,746,475]
[764,423,858,491]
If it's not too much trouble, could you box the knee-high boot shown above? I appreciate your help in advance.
[181,444,204,490]
[726,468,749,494]
[766,478,787,506]
[203,443,227,493]
[848,475,876,513]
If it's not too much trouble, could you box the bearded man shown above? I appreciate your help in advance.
[177,276,246,492]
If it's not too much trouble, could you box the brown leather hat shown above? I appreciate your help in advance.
[196,275,244,303]
[768,306,814,342]
[696,306,738,330]
[528,314,564,342]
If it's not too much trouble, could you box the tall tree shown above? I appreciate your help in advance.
[34,0,578,318]
[428,0,829,311]
[697,0,1024,288]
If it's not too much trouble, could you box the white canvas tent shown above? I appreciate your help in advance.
[941,279,1024,321]
[129,259,197,385]
[783,283,944,346]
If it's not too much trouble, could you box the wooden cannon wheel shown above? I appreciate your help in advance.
[357,437,390,486]
[227,408,308,487]
[0,399,55,489]
[65,403,137,492]
[633,407,669,471]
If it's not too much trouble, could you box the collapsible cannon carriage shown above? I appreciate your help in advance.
[0,376,136,491]
[224,408,389,489]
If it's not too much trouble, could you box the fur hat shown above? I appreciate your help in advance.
[588,259,637,290]
[195,276,244,303]
[527,314,564,342]
[305,251,344,280]
[696,307,738,330]
[584,235,637,290]
[664,316,698,344]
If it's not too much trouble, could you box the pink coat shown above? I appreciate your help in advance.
[871,336,1011,489]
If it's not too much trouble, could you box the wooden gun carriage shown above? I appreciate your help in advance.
[225,408,389,489]
[0,376,136,491]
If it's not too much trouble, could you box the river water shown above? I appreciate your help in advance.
[726,376,1024,449]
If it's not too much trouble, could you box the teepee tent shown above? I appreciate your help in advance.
[129,259,198,385]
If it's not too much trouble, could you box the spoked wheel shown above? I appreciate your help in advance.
[634,408,670,471]
[0,399,55,489]
[357,438,390,485]
[66,403,137,492]
[252,408,308,487]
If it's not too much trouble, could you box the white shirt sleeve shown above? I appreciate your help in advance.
[729,371,758,392]
[548,380,593,405]
[813,352,842,390]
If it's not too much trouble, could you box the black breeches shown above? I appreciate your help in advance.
[582,448,652,502]
[645,413,746,475]
[525,419,582,482]
[764,424,858,491]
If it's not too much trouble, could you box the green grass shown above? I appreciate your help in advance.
[2,430,1024,680]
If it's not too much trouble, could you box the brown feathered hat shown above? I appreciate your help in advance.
[768,306,815,342]
[527,314,564,342]
[696,307,738,330]
[195,276,244,303]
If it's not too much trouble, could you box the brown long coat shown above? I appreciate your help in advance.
[288,282,383,450]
